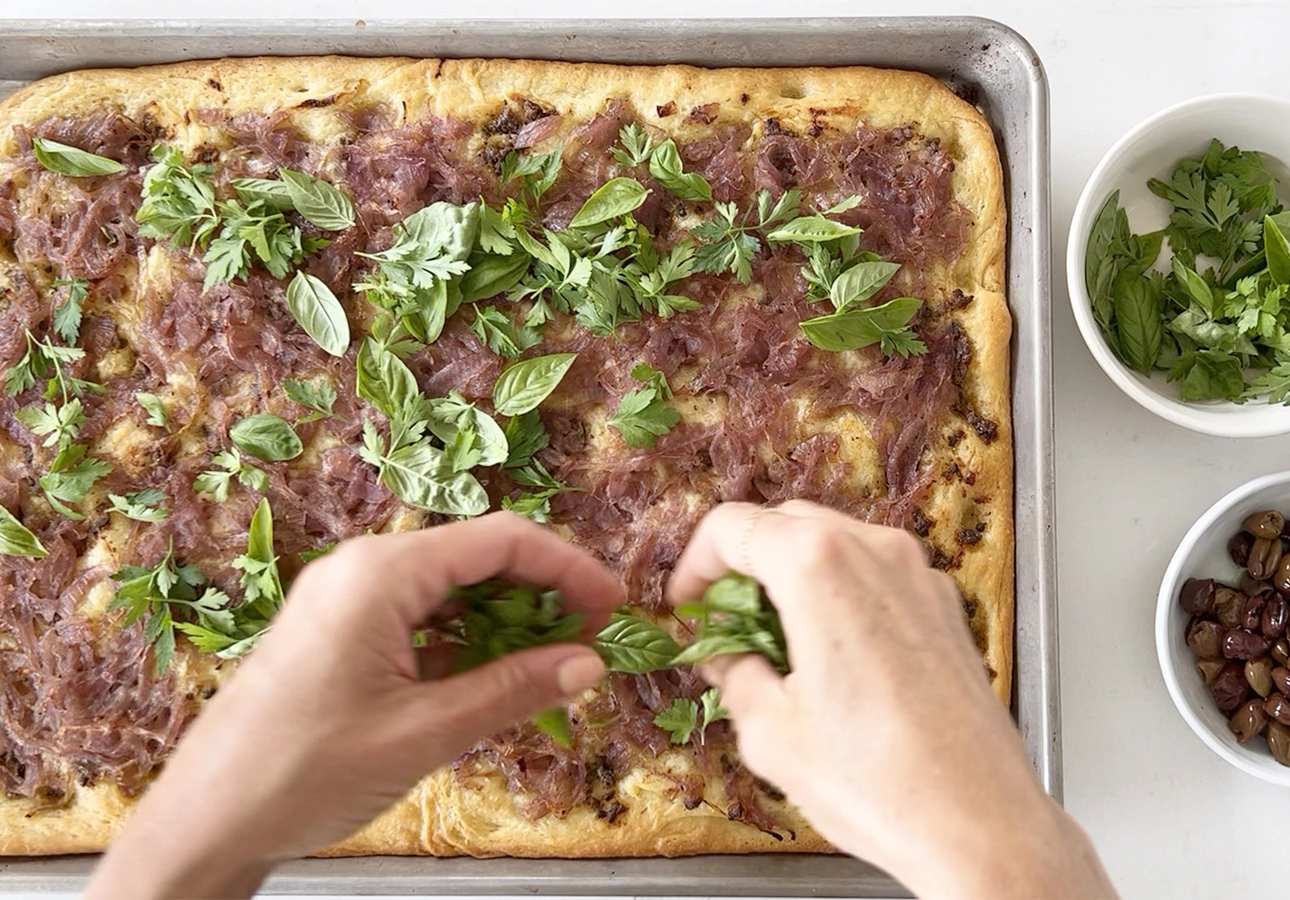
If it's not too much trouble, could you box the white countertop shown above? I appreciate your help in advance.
[6,0,1290,897]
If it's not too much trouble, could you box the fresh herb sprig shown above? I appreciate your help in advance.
[672,573,790,673]
[193,448,269,502]
[609,363,680,448]
[51,277,88,344]
[437,579,587,746]
[654,687,729,745]
[1086,139,1290,402]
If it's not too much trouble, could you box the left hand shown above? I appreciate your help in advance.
[85,512,622,900]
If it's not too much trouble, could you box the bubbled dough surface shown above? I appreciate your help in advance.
[0,56,1008,858]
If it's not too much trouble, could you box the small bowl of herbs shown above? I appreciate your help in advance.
[1068,93,1290,437]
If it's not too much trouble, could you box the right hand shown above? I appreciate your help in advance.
[669,501,1115,899]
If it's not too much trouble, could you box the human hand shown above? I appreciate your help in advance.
[669,501,1115,899]
[86,512,622,900]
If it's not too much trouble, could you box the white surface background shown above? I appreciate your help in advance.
[3,0,1290,897]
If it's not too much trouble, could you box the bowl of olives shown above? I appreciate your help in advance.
[1157,471,1290,784]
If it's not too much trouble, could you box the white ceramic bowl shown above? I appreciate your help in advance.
[1157,471,1290,786]
[1068,93,1290,438]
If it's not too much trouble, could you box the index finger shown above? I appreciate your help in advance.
[326,512,625,625]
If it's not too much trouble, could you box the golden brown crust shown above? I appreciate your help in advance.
[0,55,1009,856]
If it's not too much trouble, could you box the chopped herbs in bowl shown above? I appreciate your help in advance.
[1067,93,1290,437]
[1087,140,1290,403]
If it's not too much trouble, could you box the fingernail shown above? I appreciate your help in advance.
[557,653,605,695]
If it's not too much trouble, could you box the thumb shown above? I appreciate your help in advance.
[413,645,605,745]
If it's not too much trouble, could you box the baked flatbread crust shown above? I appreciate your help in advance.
[0,56,1009,858]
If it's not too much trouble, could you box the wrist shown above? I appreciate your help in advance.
[895,788,1114,900]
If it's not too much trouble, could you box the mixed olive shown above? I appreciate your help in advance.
[1181,509,1290,766]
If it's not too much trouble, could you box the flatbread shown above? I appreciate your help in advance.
[0,56,1009,858]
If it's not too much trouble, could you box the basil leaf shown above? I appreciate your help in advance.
[648,139,712,202]
[1173,349,1245,402]
[1265,215,1290,287]
[493,353,577,416]
[356,338,419,420]
[1112,274,1163,373]
[230,414,303,462]
[594,612,681,673]
[32,137,125,177]
[286,271,350,357]
[703,572,763,614]
[458,251,530,304]
[1170,257,1214,316]
[232,177,295,210]
[829,260,902,312]
[800,296,922,352]
[379,441,489,516]
[569,177,648,229]
[279,168,356,231]
[767,215,862,244]
[0,505,47,558]
[1084,190,1120,300]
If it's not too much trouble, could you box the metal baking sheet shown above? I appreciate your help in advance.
[0,17,1053,897]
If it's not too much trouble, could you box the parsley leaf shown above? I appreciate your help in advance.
[16,398,84,451]
[500,146,564,207]
[692,189,801,284]
[612,123,657,169]
[653,698,700,745]
[51,277,88,344]
[193,448,268,502]
[283,377,337,423]
[109,541,215,674]
[136,144,220,251]
[609,364,680,448]
[108,488,170,523]
[4,331,103,400]
[652,687,729,746]
[38,443,112,520]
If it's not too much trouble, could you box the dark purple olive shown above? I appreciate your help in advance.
[1224,628,1272,660]
[1197,659,1226,684]
[1187,619,1225,659]
[1243,594,1267,631]
[1180,577,1217,615]
[1262,596,1288,639]
[1215,588,1246,629]
[1265,693,1290,726]
[1245,510,1286,539]
[1268,721,1290,766]
[1273,667,1290,696]
[1246,657,1275,697]
[1274,639,1290,665]
[1229,531,1255,566]
[1212,662,1252,712]
[1230,699,1269,742]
